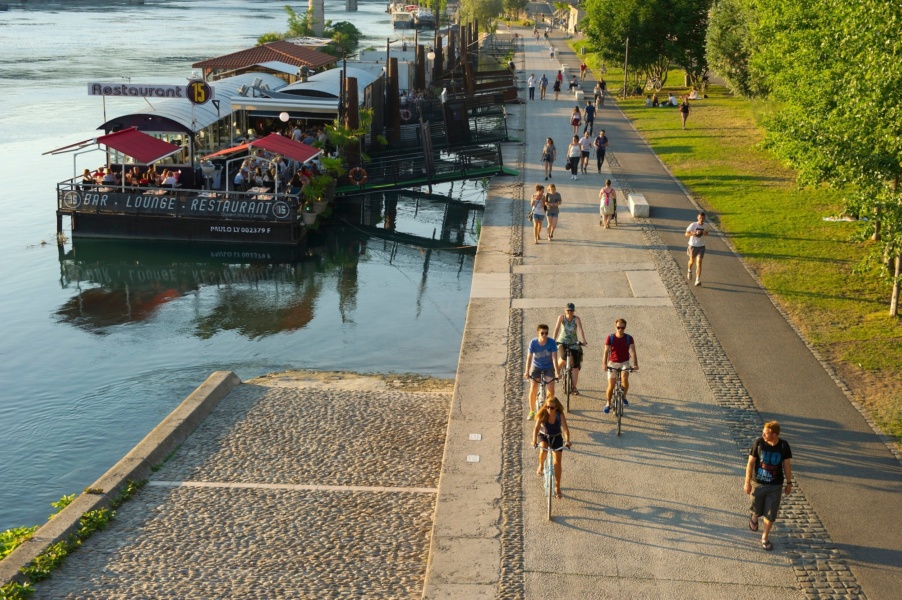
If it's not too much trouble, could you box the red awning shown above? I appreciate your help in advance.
[250,134,323,164]
[203,142,251,159]
[96,128,183,164]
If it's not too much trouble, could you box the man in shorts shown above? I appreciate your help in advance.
[602,318,638,413]
[685,211,709,286]
[744,421,793,551]
[524,324,559,419]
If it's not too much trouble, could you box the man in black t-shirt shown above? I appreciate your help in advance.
[744,421,793,551]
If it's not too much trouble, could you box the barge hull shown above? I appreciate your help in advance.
[64,212,305,246]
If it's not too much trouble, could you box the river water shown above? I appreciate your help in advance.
[0,0,476,531]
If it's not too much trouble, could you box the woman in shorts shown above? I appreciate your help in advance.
[569,105,582,136]
[530,183,547,243]
[532,395,571,498]
[541,137,556,180]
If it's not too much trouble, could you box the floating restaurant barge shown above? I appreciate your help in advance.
[51,25,520,246]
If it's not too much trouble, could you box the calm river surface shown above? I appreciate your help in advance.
[0,0,475,530]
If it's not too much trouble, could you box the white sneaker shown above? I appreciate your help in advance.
[687,269,691,280]
[695,279,701,286]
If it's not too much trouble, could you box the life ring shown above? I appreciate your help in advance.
[400,109,412,121]
[349,167,368,186]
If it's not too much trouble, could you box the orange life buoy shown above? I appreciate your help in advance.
[349,167,368,186]
[400,109,412,121]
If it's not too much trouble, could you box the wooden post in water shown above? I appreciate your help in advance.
[386,57,401,143]
[416,45,426,92]
[433,33,443,86]
[345,77,360,167]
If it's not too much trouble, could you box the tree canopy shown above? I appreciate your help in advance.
[258,5,362,57]
[582,0,711,87]
[751,0,902,313]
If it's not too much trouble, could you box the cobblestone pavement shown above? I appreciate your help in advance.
[32,383,450,599]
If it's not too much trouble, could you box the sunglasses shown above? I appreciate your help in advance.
[616,326,625,330]
[539,331,549,335]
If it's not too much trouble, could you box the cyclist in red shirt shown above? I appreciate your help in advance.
[602,318,639,413]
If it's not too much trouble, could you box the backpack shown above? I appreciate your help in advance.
[606,333,632,347]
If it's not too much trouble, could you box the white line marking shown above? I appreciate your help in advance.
[148,481,437,494]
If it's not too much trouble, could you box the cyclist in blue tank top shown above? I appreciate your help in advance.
[524,324,559,419]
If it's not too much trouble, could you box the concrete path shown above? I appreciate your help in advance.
[424,28,901,600]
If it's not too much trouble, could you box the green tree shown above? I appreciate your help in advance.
[503,0,528,19]
[583,0,711,89]
[706,0,766,97]
[460,0,503,31]
[752,0,902,315]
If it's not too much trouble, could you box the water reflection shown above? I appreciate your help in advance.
[55,187,482,338]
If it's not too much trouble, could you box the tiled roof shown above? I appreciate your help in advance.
[193,41,336,70]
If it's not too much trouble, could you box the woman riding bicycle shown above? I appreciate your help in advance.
[553,302,588,395]
[532,395,571,499]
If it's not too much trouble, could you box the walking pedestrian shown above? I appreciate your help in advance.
[593,129,608,173]
[530,184,547,243]
[544,183,562,239]
[549,45,555,60]
[527,74,536,100]
[541,137,556,180]
[552,77,561,100]
[566,136,581,180]
[685,211,708,285]
[679,95,691,129]
[744,421,793,552]
[539,73,548,100]
[599,179,616,227]
[579,62,587,81]
[579,130,593,174]
[583,100,596,135]
[569,105,582,136]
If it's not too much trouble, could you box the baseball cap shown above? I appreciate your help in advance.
[566,303,575,310]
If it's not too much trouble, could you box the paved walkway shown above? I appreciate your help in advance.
[423,27,901,599]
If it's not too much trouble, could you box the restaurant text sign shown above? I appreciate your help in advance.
[87,83,214,100]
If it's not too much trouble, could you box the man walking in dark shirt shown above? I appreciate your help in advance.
[744,421,793,551]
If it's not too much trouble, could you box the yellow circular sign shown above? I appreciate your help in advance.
[187,80,212,105]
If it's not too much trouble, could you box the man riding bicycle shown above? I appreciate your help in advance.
[553,303,588,395]
[603,318,639,413]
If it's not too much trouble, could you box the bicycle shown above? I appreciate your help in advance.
[606,365,634,436]
[529,373,558,414]
[560,342,584,413]
[535,443,568,520]
[645,76,662,92]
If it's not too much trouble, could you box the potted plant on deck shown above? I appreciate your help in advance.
[301,174,332,223]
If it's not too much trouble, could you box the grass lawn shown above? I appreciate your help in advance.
[570,43,902,448]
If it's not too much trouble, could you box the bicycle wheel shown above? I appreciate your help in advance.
[614,387,624,436]
[545,455,554,520]
[654,79,663,92]
[564,356,572,413]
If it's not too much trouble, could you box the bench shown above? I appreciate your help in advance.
[628,193,650,217]
[574,89,585,102]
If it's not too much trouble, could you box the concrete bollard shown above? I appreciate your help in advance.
[628,193,650,217]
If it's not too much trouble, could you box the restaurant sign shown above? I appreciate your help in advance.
[87,82,215,100]
[60,189,294,222]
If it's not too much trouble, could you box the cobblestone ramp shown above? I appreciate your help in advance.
[31,384,451,599]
